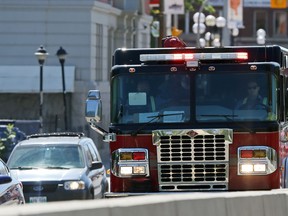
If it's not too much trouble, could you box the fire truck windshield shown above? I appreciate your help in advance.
[111,71,277,124]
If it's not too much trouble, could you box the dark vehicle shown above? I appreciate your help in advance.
[0,158,25,205]
[7,132,108,203]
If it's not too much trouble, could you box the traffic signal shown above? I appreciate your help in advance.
[270,0,286,8]
[171,26,183,37]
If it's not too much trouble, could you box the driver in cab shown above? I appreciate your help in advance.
[236,81,267,110]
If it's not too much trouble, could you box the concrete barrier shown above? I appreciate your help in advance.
[1,190,288,216]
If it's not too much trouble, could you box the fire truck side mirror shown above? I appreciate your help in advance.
[85,90,102,123]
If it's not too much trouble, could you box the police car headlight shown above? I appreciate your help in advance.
[64,181,85,190]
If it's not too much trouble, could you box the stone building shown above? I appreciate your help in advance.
[0,0,152,165]
[177,0,288,47]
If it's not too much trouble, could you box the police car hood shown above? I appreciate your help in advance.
[10,168,86,181]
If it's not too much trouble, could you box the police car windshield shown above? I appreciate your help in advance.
[8,145,85,169]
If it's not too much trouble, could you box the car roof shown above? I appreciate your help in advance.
[16,132,90,146]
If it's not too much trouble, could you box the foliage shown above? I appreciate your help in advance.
[150,0,215,16]
[0,124,16,160]
[184,0,216,14]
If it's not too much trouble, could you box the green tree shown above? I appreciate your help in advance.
[150,0,215,15]
[184,0,215,14]
[0,124,16,161]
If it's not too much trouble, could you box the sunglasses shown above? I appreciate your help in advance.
[248,86,258,90]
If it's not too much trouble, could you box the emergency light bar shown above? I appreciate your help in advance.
[140,52,248,62]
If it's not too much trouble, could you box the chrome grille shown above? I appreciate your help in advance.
[159,134,227,162]
[153,129,232,191]
[160,164,227,182]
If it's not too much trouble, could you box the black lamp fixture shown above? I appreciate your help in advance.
[56,46,68,131]
[34,45,49,133]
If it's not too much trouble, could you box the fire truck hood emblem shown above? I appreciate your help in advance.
[186,130,198,138]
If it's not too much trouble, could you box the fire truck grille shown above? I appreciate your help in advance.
[158,135,227,162]
[153,129,232,191]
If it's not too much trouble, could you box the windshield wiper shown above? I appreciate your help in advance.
[44,166,70,169]
[10,166,39,170]
[116,104,123,122]
[131,113,183,136]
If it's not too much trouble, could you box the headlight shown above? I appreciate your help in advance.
[64,181,85,190]
[119,166,146,176]
[238,146,277,175]
[112,148,149,178]
[239,163,266,174]
[240,164,254,173]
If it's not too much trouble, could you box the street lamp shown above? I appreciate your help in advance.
[56,46,68,131]
[205,15,216,46]
[34,45,49,133]
[257,29,266,45]
[215,16,226,46]
[192,12,206,47]
[231,28,239,46]
[193,13,226,48]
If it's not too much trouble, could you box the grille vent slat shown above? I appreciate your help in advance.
[154,129,232,192]
[158,134,227,162]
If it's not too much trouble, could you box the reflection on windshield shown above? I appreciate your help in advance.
[111,72,277,124]
[8,145,85,169]
[195,73,277,122]
[112,74,191,124]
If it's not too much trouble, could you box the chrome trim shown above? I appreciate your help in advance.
[208,66,215,71]
[111,148,150,178]
[153,129,233,147]
[237,146,277,175]
[250,65,257,70]
[153,129,233,191]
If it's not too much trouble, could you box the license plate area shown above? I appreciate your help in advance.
[29,196,47,203]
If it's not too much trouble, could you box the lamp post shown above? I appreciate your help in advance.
[215,16,226,46]
[193,13,227,48]
[231,28,239,46]
[192,12,206,47]
[205,15,216,46]
[192,0,208,47]
[256,29,266,45]
[56,46,68,131]
[34,45,49,133]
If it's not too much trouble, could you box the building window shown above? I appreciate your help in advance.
[96,24,103,81]
[274,12,286,37]
[107,28,114,80]
[255,10,267,35]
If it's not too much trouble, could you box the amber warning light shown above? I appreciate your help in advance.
[140,52,248,62]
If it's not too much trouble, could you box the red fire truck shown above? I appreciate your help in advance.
[85,43,288,197]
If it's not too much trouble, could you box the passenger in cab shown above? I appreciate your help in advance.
[236,81,267,110]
